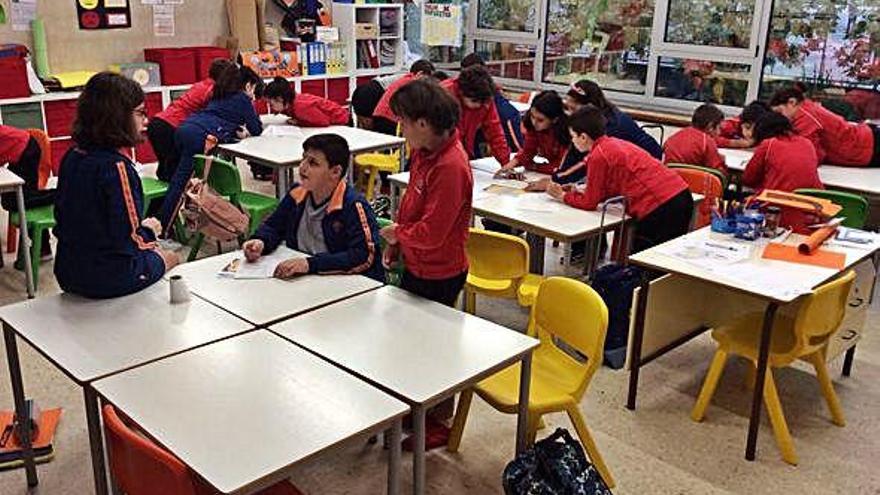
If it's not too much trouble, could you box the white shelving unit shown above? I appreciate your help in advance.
[332,3,405,75]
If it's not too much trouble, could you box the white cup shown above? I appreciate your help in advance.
[169,275,191,304]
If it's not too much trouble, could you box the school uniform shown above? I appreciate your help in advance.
[148,79,215,182]
[552,146,587,185]
[251,181,384,282]
[563,136,692,253]
[441,78,511,166]
[0,125,56,212]
[287,93,350,127]
[715,116,742,147]
[663,126,727,175]
[159,92,263,229]
[472,93,525,159]
[54,147,165,298]
[742,135,823,192]
[515,127,568,174]
[605,108,663,159]
[396,131,473,306]
[791,99,880,167]
[373,73,417,122]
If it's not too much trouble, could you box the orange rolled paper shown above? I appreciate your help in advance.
[798,225,837,254]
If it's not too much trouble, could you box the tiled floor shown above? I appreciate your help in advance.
[0,159,877,494]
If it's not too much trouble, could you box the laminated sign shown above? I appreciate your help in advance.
[77,0,132,30]
[421,3,462,47]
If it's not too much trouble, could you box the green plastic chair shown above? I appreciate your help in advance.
[187,155,278,261]
[11,205,55,291]
[376,217,403,287]
[667,163,729,191]
[140,177,169,216]
[794,188,869,229]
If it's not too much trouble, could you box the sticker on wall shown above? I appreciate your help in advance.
[77,0,132,30]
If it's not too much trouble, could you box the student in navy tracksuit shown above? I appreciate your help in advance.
[54,73,179,298]
[158,65,264,231]
[242,134,384,282]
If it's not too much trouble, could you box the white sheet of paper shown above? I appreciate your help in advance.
[263,125,304,138]
[218,248,306,280]
[260,113,291,126]
[663,238,751,270]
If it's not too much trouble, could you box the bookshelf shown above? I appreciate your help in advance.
[332,3,405,75]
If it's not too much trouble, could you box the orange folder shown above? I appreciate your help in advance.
[762,243,845,270]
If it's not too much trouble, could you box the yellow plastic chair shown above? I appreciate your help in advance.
[464,228,543,314]
[448,277,614,488]
[691,271,855,465]
[354,124,406,201]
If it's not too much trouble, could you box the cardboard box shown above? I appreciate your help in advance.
[226,0,261,52]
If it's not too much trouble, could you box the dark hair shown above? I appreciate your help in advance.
[691,103,724,130]
[303,133,351,176]
[740,100,770,125]
[433,70,450,82]
[568,105,607,140]
[351,81,384,117]
[461,53,485,69]
[753,112,793,144]
[208,58,235,80]
[525,90,570,146]
[567,80,615,117]
[265,76,294,105]
[211,63,244,100]
[769,86,805,107]
[72,72,145,149]
[456,65,495,103]
[240,66,265,99]
[410,59,435,76]
[390,79,460,133]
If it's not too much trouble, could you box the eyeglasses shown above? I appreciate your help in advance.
[133,108,148,118]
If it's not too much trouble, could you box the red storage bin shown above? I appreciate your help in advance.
[193,47,231,80]
[301,80,325,97]
[51,139,74,173]
[327,78,349,105]
[144,92,164,117]
[0,57,30,99]
[144,48,197,85]
[45,100,79,138]
[135,141,157,164]
[356,76,375,87]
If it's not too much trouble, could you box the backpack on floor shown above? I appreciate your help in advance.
[503,428,613,495]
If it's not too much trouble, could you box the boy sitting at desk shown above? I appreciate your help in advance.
[242,134,384,282]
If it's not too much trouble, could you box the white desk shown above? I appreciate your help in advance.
[270,286,539,495]
[626,227,879,462]
[0,280,253,495]
[0,168,34,297]
[167,246,383,326]
[93,331,408,495]
[219,126,406,197]
[389,157,624,274]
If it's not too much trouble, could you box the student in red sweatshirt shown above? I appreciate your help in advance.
[715,101,769,148]
[548,106,692,253]
[0,125,56,212]
[441,65,511,165]
[147,59,234,182]
[770,86,880,167]
[498,90,570,175]
[663,103,727,175]
[379,78,472,450]
[264,77,350,127]
[371,60,435,132]
[742,112,823,193]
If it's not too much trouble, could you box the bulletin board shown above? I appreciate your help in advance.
[76,0,132,30]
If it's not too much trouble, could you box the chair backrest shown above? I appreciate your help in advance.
[26,129,52,188]
[376,216,404,286]
[529,277,608,398]
[466,228,529,282]
[668,165,724,228]
[102,404,198,495]
[794,188,869,229]
[792,270,856,357]
[194,154,243,199]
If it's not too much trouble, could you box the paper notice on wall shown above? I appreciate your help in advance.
[153,4,175,36]
[11,0,37,31]
[420,3,462,47]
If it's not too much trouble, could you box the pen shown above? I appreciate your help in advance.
[705,242,738,251]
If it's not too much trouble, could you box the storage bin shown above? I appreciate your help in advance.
[144,48,198,85]
[193,47,231,80]
[0,57,30,99]
[45,100,79,138]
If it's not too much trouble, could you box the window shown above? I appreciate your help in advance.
[655,56,751,105]
[542,0,656,94]
[475,40,537,80]
[664,0,755,49]
[477,0,537,32]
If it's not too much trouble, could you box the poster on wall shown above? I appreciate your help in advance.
[77,0,132,30]
[11,0,37,31]
[420,3,462,47]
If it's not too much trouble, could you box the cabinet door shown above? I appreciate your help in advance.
[45,100,79,138]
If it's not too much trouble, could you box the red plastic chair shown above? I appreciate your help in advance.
[671,166,724,229]
[102,405,304,495]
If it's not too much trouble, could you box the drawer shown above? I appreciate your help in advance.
[50,139,74,173]
[1,102,44,130]
[300,80,325,97]
[45,100,79,138]
[327,78,349,105]
[145,92,164,117]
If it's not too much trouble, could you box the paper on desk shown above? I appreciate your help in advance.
[263,125,304,138]
[515,194,558,213]
[662,238,751,269]
[710,262,814,300]
[218,249,306,279]
[260,114,291,126]
[828,227,880,249]
[471,157,502,174]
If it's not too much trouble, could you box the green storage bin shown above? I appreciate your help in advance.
[170,89,187,102]
[1,102,44,130]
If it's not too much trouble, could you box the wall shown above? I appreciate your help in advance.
[0,0,228,73]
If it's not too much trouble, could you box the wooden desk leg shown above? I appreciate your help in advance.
[516,352,533,454]
[526,233,545,275]
[84,386,109,495]
[15,186,34,298]
[3,324,38,487]
[388,418,402,495]
[626,275,651,410]
[412,405,426,495]
[746,302,779,461]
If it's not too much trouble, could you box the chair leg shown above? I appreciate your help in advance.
[806,352,846,427]
[464,289,476,315]
[691,348,728,422]
[744,359,757,391]
[446,388,474,453]
[365,168,377,202]
[762,368,798,465]
[29,226,43,292]
[526,413,542,446]
[565,404,614,488]
[187,233,205,262]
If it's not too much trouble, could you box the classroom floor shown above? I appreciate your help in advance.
[0,160,878,494]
